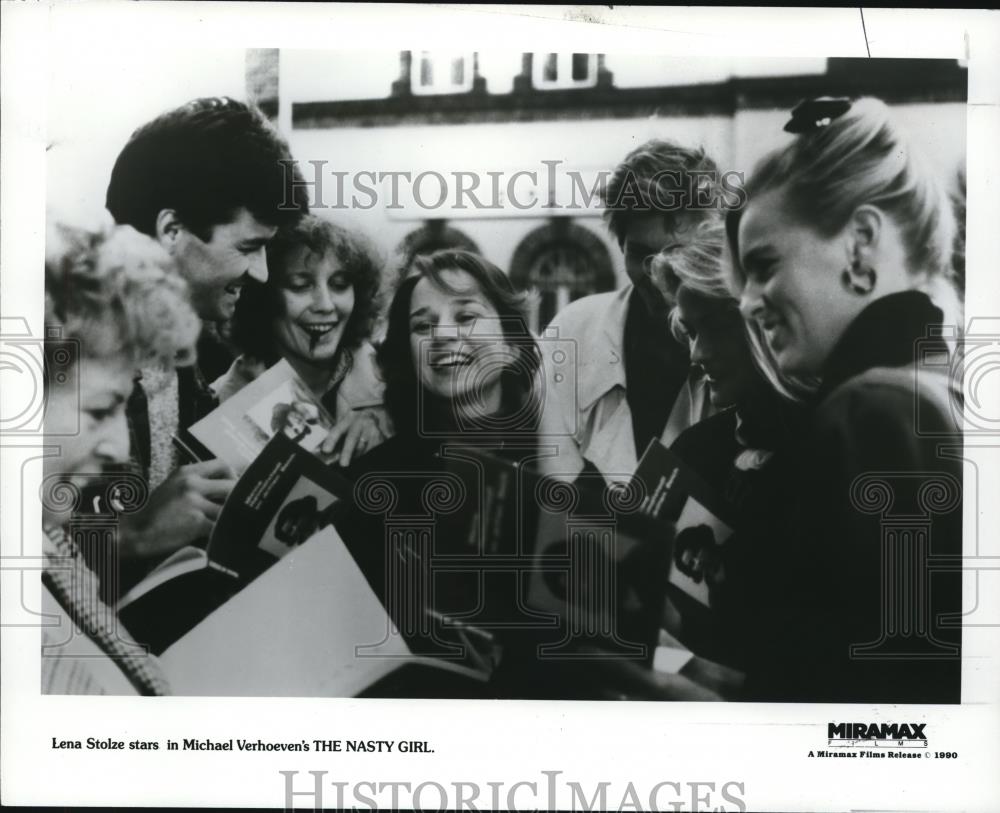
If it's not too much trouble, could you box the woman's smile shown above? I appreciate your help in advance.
[409,268,515,413]
[275,248,355,364]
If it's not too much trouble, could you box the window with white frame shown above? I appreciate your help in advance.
[411,51,475,95]
[532,53,598,90]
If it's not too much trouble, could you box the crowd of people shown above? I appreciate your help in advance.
[42,93,964,701]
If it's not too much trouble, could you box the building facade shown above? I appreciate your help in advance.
[247,50,968,331]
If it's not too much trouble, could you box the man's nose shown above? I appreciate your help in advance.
[247,248,268,283]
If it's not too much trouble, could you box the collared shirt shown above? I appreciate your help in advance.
[538,285,712,485]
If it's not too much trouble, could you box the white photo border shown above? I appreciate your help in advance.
[2,4,999,811]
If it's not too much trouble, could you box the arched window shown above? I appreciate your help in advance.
[509,219,615,332]
[397,220,481,275]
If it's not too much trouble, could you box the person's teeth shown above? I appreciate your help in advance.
[302,324,336,336]
[433,353,469,367]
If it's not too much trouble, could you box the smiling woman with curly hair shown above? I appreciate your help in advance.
[213,215,391,466]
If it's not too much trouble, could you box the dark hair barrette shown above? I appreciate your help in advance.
[783,96,852,134]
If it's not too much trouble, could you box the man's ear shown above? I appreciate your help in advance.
[154,209,185,253]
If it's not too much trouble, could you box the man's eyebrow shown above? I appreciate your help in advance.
[238,237,270,249]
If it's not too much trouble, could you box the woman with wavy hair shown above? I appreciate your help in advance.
[42,222,201,695]
[214,215,389,466]
[374,250,541,440]
[332,250,543,694]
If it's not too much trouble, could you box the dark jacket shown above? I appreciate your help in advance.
[668,394,805,669]
[332,429,551,697]
[335,430,542,618]
[744,291,962,703]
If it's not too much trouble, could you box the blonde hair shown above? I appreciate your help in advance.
[652,218,730,343]
[45,222,200,369]
[727,97,959,319]
[654,218,814,402]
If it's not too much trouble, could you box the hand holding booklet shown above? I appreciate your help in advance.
[631,437,735,609]
[121,359,353,649]
[119,431,497,695]
[118,432,353,652]
[175,358,342,473]
[115,359,500,694]
[117,370,726,696]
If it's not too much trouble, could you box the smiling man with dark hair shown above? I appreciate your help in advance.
[107,96,308,323]
[103,96,309,579]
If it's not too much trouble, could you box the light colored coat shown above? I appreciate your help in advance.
[537,286,711,485]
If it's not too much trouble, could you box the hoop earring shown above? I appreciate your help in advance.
[841,262,877,295]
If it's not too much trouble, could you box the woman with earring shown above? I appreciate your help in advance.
[599,97,963,703]
[723,96,963,703]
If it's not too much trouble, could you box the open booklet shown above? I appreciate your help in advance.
[175,358,341,473]
[117,428,498,695]
[117,433,353,652]
[631,438,735,609]
[438,445,671,664]
[158,525,497,697]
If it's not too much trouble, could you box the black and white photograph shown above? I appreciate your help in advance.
[2,4,998,811]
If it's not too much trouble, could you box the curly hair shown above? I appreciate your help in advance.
[230,215,383,373]
[377,249,541,437]
[44,222,201,375]
[603,138,722,250]
[106,97,308,241]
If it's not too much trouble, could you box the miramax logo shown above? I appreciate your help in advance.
[828,722,928,748]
